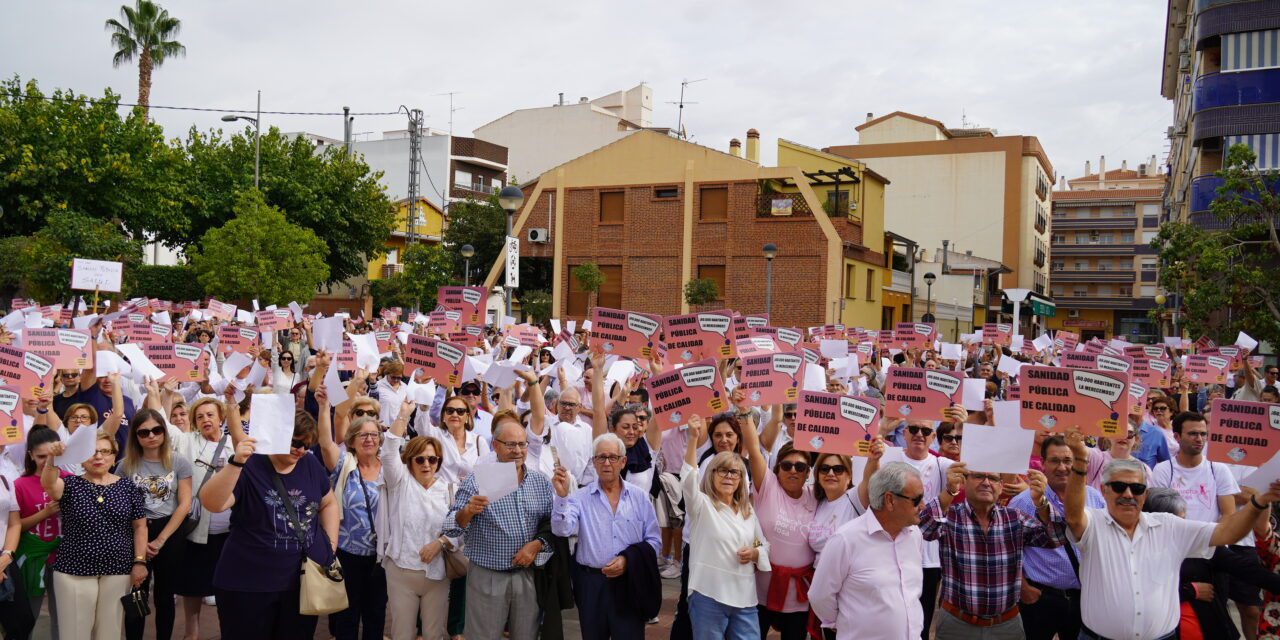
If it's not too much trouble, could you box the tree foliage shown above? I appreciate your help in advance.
[442,196,507,284]
[189,191,329,306]
[521,289,552,326]
[684,278,720,306]
[572,263,604,312]
[105,0,185,115]
[402,243,457,308]
[370,274,419,312]
[133,264,200,301]
[7,211,144,303]
[1153,143,1280,347]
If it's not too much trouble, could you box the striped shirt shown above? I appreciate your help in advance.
[442,467,554,571]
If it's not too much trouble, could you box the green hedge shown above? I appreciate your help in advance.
[133,264,202,301]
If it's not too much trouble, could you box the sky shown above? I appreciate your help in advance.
[3,0,1171,183]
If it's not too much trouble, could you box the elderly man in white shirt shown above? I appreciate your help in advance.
[539,386,594,487]
[811,460,926,640]
[1063,426,1280,640]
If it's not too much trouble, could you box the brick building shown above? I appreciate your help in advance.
[480,129,895,328]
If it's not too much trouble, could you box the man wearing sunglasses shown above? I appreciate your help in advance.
[1063,426,1280,640]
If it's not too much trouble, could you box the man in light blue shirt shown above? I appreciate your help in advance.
[551,432,660,639]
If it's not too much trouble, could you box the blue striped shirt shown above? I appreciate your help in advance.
[443,467,555,571]
[1009,485,1104,590]
[551,480,660,569]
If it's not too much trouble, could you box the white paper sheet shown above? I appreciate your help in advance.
[95,350,131,377]
[289,301,304,322]
[940,343,963,361]
[347,332,382,370]
[72,314,98,330]
[962,378,987,411]
[1237,332,1260,353]
[473,461,520,502]
[248,393,296,455]
[550,319,561,335]
[992,400,1021,429]
[819,340,849,359]
[604,359,637,390]
[1032,334,1054,352]
[960,424,1035,474]
[1010,335,1025,352]
[115,343,163,382]
[56,423,98,467]
[507,345,533,365]
[152,311,172,326]
[311,317,345,353]
[551,341,575,363]
[997,356,1025,378]
[482,362,529,389]
[222,352,254,379]
[323,364,349,406]
[802,361,827,391]
[1242,450,1280,492]
[261,331,274,349]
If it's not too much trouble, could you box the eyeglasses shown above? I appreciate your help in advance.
[355,432,380,441]
[412,455,441,466]
[636,414,650,422]
[817,464,848,476]
[940,434,962,444]
[443,407,469,417]
[1268,370,1279,376]
[558,402,579,410]
[136,426,166,439]
[891,491,924,507]
[907,425,934,437]
[968,473,1002,484]
[783,412,797,419]
[1150,406,1170,413]
[290,439,309,451]
[1104,481,1147,496]
[93,448,116,458]
[714,468,742,479]
[279,356,293,362]
[459,390,481,397]
[493,438,529,451]
[594,454,624,465]
[61,372,79,379]
[352,409,377,419]
[68,414,93,424]
[778,461,810,474]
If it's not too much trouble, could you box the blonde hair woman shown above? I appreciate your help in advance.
[681,414,770,639]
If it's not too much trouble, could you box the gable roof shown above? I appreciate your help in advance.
[855,111,949,135]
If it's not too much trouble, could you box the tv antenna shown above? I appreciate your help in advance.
[667,78,705,140]
[435,91,463,135]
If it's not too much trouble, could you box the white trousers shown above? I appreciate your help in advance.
[52,571,131,640]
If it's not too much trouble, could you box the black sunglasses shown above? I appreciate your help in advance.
[892,491,924,507]
[779,461,810,474]
[817,464,848,476]
[352,409,377,418]
[443,407,469,416]
[940,434,962,444]
[1105,481,1147,496]
[136,426,166,439]
[291,439,309,451]
[907,425,934,437]
[413,455,441,466]
[783,412,797,419]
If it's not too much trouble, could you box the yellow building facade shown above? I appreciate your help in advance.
[366,197,446,281]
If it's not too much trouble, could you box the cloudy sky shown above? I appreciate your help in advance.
[5,0,1170,182]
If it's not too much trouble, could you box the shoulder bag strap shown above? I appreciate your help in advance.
[269,468,309,551]
[198,436,230,491]
[355,467,378,536]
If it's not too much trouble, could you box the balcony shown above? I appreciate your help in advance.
[1050,217,1138,230]
[889,269,912,293]
[1194,69,1280,114]
[1050,270,1137,283]
[756,192,814,218]
[454,182,498,196]
[1057,296,1158,311]
[1050,244,1136,256]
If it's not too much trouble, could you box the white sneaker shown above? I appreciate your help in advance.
[660,560,681,580]
[657,555,670,569]
[203,596,216,606]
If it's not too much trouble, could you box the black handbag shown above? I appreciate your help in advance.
[120,584,150,621]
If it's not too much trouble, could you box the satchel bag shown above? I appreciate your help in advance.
[270,470,348,616]
[120,585,151,622]
[442,483,469,579]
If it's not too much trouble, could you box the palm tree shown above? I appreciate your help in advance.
[105,0,186,118]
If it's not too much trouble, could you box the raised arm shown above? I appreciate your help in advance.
[315,387,340,472]
[733,391,768,491]
[100,373,125,439]
[592,352,608,440]
[1064,426,1089,541]
[200,438,254,513]
[388,396,415,438]
[519,370,545,439]
[857,436,885,510]
[40,441,68,501]
[759,403,784,453]
[1211,481,1280,547]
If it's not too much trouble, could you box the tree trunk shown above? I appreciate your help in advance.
[138,48,153,119]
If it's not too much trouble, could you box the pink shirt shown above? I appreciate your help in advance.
[15,474,68,541]
[810,511,924,640]
[753,472,816,612]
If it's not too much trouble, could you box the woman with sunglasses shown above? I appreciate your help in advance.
[740,400,815,640]
[382,396,457,640]
[316,385,388,640]
[807,453,863,640]
[271,349,301,395]
[373,360,409,425]
[42,429,148,640]
[119,408,194,640]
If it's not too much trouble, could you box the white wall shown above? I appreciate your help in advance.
[858,118,948,145]
[474,103,639,184]
[348,134,451,208]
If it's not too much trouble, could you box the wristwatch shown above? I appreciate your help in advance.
[227,457,245,468]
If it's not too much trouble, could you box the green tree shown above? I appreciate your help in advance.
[1153,143,1280,346]
[0,77,188,238]
[684,278,720,307]
[442,196,506,284]
[402,243,457,307]
[189,191,329,305]
[370,274,419,312]
[178,126,394,283]
[521,289,552,326]
[572,263,604,313]
[105,0,185,117]
[133,264,201,301]
[6,211,144,303]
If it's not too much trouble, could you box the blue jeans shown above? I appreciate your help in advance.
[688,591,760,640]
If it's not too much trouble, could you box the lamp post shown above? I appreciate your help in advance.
[763,243,778,317]
[922,272,936,323]
[952,297,959,341]
[498,186,525,319]
[461,244,475,286]
[220,90,262,188]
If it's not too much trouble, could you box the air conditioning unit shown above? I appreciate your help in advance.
[1178,39,1189,55]
[1179,53,1191,72]
[1068,309,1080,318]
[527,228,549,243]
[848,201,858,212]
[1175,124,1187,135]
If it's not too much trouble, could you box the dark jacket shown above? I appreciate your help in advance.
[1179,546,1280,640]
[612,540,662,620]
[533,515,573,640]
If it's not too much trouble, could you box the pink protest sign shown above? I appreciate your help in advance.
[437,286,487,325]
[254,310,282,333]
[1019,366,1129,438]
[0,346,54,400]
[205,299,236,322]
[336,339,357,371]
[1006,384,1021,401]
[735,336,781,358]
[446,325,485,349]
[749,326,804,349]
[143,343,209,383]
[893,323,937,350]
[0,386,22,445]
[1209,399,1280,466]
[1053,331,1080,352]
[427,310,462,334]
[23,329,94,370]
[664,310,735,363]
[1194,336,1217,351]
[876,330,894,351]
[1202,346,1243,370]
[1186,355,1230,384]
[793,390,878,457]
[646,359,727,430]
[1061,351,1133,374]
[373,330,393,353]
[982,323,1013,347]
[217,326,259,357]
[737,352,805,407]
[506,324,544,348]
[1132,356,1173,387]
[807,324,846,341]
[1128,379,1150,408]
[884,368,964,420]
[1124,344,1168,359]
[590,308,662,361]
[402,335,466,388]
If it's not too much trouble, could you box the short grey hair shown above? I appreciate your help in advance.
[592,432,626,457]
[1143,487,1186,516]
[868,461,922,510]
[544,387,560,406]
[1101,458,1148,484]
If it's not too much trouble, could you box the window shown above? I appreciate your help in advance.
[698,265,726,301]
[699,186,728,221]
[1073,288,1087,297]
[1074,260,1087,270]
[1120,286,1132,297]
[1097,285,1113,296]
[567,264,622,316]
[386,248,399,264]
[1119,259,1133,270]
[1120,231,1135,243]
[455,170,472,187]
[1098,260,1111,271]
[600,191,625,223]
[1141,285,1158,297]
[1098,234,1114,245]
[654,186,679,199]
[1075,232,1088,244]
[845,264,856,298]
[1142,204,1160,217]
[1052,286,1064,297]
[866,268,876,300]
[1052,261,1064,270]
[1052,234,1065,244]
[1141,256,1158,269]
[828,190,850,215]
[1142,230,1158,244]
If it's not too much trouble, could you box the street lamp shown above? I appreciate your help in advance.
[922,272,937,323]
[498,185,525,318]
[461,244,475,286]
[763,243,778,317]
[221,90,262,188]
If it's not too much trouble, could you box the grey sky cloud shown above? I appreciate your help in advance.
[4,0,1169,181]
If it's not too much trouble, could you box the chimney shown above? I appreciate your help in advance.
[1121,159,1128,171]
[1058,176,1066,190]
[1085,160,1091,176]
[942,239,950,274]
[579,97,588,103]
[1150,154,1158,176]
[745,129,760,163]
[866,112,875,122]
[558,92,564,106]
[1099,155,1107,189]
[729,138,742,158]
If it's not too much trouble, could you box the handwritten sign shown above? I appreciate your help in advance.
[982,323,1014,347]
[402,335,466,388]
[0,386,24,445]
[792,390,878,457]
[0,345,54,400]
[737,352,805,407]
[1019,366,1129,438]
[590,307,662,361]
[23,329,94,369]
[437,287,487,325]
[893,323,937,350]
[143,343,209,383]
[646,359,726,430]
[884,368,964,420]
[70,258,123,293]
[1186,354,1231,384]
[664,310,735,363]
[1209,399,1280,466]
